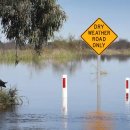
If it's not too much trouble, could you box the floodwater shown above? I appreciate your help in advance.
[0,55,130,130]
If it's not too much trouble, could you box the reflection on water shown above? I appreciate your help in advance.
[1,55,130,73]
[101,55,130,62]
[85,56,114,130]
[85,112,113,130]
[25,55,130,75]
[36,55,130,73]
[52,60,82,74]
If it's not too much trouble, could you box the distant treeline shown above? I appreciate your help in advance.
[0,38,130,50]
[51,38,130,50]
[108,39,130,49]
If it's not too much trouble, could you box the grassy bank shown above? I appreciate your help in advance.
[0,48,130,64]
[0,38,130,63]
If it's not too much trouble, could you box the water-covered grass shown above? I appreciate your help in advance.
[0,48,130,64]
[0,48,92,63]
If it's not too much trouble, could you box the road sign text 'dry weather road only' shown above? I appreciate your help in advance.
[81,18,118,55]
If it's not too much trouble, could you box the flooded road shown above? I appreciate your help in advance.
[0,56,130,130]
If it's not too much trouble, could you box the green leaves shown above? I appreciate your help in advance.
[0,0,67,52]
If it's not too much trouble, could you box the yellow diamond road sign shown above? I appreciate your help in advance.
[81,18,118,55]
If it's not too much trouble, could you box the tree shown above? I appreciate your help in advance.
[0,0,66,53]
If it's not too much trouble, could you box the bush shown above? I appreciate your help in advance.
[0,88,23,110]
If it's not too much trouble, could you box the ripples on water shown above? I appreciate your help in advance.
[0,103,130,129]
[1,112,130,130]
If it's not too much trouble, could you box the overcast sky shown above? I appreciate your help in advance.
[0,0,130,42]
[57,0,130,41]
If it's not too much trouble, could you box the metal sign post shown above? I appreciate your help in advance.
[97,55,101,111]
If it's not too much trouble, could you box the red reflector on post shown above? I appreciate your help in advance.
[126,80,129,89]
[63,78,66,88]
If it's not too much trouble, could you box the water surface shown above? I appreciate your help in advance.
[0,55,130,130]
